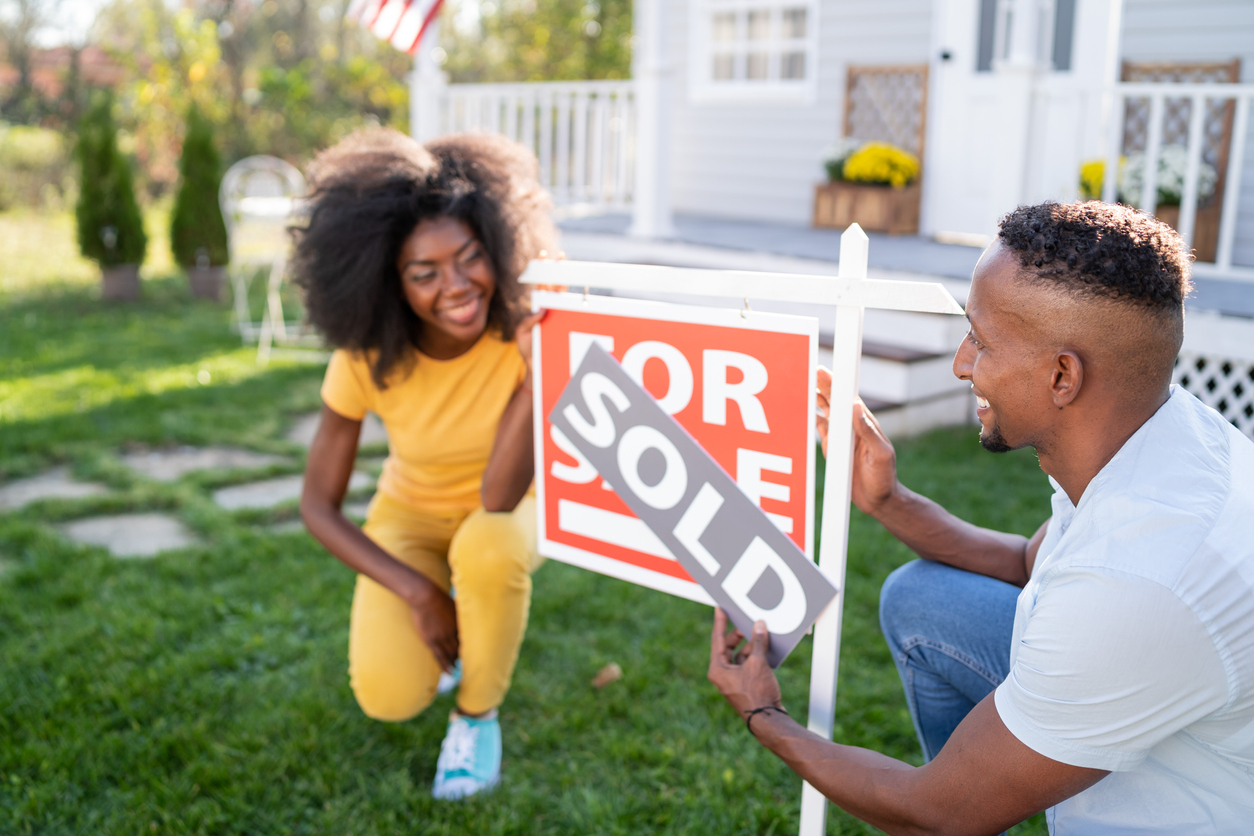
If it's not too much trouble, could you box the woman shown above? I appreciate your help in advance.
[295,128,555,800]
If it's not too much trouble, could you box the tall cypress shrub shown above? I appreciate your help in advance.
[75,92,147,268]
[170,106,229,268]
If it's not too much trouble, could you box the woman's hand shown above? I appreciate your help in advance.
[708,608,783,716]
[514,309,547,384]
[816,367,900,516]
[406,581,459,673]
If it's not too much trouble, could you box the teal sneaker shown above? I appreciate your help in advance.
[432,709,501,800]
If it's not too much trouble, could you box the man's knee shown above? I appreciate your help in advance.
[879,559,939,642]
[449,509,532,589]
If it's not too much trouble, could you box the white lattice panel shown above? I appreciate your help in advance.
[1175,353,1254,439]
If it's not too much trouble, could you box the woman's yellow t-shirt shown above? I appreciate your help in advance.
[320,333,527,513]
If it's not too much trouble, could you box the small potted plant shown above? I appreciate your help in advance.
[170,105,230,301]
[813,140,922,235]
[75,93,148,300]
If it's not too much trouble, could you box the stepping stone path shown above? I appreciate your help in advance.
[59,513,197,559]
[121,446,286,482]
[0,467,108,510]
[287,412,388,448]
[263,495,373,536]
[212,472,375,511]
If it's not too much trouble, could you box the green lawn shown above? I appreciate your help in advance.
[0,247,1052,834]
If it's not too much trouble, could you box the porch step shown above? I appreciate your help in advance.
[867,389,976,439]
[819,341,973,438]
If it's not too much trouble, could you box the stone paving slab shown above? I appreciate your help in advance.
[121,446,286,482]
[213,471,375,511]
[266,520,308,535]
[59,513,198,559]
[287,412,388,449]
[0,467,108,511]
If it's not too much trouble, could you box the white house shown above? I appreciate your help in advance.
[408,0,1254,438]
[415,0,1254,277]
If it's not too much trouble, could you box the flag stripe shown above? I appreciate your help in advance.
[406,0,445,55]
[345,0,443,56]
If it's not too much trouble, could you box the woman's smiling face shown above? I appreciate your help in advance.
[396,216,496,360]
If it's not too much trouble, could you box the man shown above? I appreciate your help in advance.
[708,202,1254,834]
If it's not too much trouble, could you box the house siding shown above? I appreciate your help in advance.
[1120,0,1254,268]
[668,0,933,226]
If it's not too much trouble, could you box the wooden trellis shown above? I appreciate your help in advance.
[1119,59,1241,262]
[843,64,929,159]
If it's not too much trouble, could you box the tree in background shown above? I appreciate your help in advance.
[0,0,60,124]
[442,0,632,84]
[75,92,147,298]
[170,104,228,267]
[91,0,410,195]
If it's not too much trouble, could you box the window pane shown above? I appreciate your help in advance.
[712,12,736,43]
[746,52,769,80]
[781,51,806,79]
[782,8,806,38]
[713,53,735,80]
[747,9,771,40]
[976,0,996,72]
[1051,0,1076,71]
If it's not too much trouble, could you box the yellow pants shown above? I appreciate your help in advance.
[349,492,541,721]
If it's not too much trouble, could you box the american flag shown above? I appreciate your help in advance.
[345,0,446,56]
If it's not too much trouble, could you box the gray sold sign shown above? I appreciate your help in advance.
[549,344,838,667]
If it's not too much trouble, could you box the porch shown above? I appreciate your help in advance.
[411,60,1254,439]
[554,209,1254,442]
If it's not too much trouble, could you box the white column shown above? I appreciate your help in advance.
[409,19,446,144]
[628,0,676,239]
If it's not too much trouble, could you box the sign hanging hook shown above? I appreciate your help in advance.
[741,297,751,319]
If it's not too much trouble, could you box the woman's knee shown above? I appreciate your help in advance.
[449,509,532,586]
[349,667,436,722]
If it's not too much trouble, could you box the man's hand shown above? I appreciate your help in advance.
[707,608,782,717]
[406,582,459,673]
[816,367,900,515]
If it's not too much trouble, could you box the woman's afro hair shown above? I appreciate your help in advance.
[997,201,1192,313]
[291,128,557,387]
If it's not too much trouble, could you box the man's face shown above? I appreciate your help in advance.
[953,242,1058,454]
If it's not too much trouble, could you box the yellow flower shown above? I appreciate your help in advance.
[841,142,920,188]
[1079,157,1126,201]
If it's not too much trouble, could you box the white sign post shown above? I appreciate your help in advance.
[522,225,965,836]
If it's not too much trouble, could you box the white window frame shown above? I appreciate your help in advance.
[687,0,820,105]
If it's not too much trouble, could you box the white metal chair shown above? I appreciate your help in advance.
[219,156,322,363]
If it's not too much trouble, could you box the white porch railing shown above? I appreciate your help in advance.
[441,80,637,209]
[1101,82,1254,283]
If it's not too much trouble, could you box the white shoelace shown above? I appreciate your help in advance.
[442,721,480,774]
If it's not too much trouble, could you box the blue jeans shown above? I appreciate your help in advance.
[879,559,1020,762]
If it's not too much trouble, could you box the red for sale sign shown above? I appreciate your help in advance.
[531,291,818,603]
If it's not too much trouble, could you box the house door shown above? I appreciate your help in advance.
[922,0,1008,240]
[922,0,1110,241]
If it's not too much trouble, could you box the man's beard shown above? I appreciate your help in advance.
[979,423,1013,453]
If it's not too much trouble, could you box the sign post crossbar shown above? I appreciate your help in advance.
[521,225,964,836]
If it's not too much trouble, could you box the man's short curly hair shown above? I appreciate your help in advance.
[291,128,557,387]
[997,201,1192,315]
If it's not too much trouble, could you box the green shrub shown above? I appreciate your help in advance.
[0,124,74,211]
[74,93,147,267]
[169,105,229,267]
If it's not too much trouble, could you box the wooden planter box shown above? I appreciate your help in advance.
[813,181,921,235]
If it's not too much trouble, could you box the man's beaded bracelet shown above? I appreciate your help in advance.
[743,705,788,736]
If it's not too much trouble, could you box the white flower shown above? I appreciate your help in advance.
[1119,145,1217,207]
